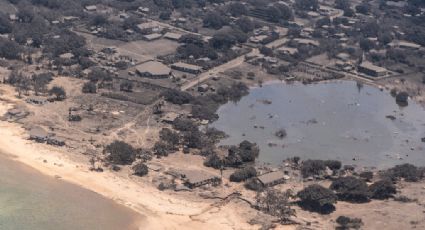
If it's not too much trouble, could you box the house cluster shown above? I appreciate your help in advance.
[249,26,279,45]
[133,60,203,79]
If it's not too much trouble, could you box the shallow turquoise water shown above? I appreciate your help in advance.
[0,155,142,230]
[212,80,425,168]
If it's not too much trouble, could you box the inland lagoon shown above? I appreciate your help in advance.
[212,80,425,168]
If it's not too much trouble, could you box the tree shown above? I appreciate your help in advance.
[159,128,180,149]
[330,176,370,203]
[359,171,373,182]
[324,160,342,171]
[297,184,337,214]
[88,68,112,83]
[182,130,205,149]
[0,13,12,34]
[32,72,53,95]
[355,3,370,14]
[153,141,172,156]
[172,117,197,132]
[90,14,108,26]
[336,216,363,230]
[0,38,22,60]
[359,38,374,52]
[49,86,66,101]
[230,166,257,182]
[301,160,326,178]
[343,8,355,17]
[209,31,240,50]
[335,0,350,10]
[256,189,295,223]
[384,164,421,182]
[204,153,222,169]
[120,80,133,92]
[395,92,409,106]
[368,180,396,199]
[235,17,255,33]
[203,11,228,29]
[104,141,136,165]
[17,4,35,23]
[378,32,393,45]
[228,2,247,17]
[244,177,264,191]
[159,11,172,20]
[82,82,97,94]
[162,89,194,105]
[238,140,259,162]
[259,46,273,56]
[132,162,148,176]
[295,0,319,11]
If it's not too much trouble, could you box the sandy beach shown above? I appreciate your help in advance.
[0,88,258,230]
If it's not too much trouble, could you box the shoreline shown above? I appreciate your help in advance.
[0,95,256,230]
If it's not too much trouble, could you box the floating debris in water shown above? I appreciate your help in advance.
[386,115,396,120]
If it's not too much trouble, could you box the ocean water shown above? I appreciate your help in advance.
[0,155,142,230]
[212,80,425,168]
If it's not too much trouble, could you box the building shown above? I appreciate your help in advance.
[277,47,298,56]
[293,38,319,47]
[250,35,269,44]
[29,127,49,143]
[164,32,182,41]
[358,61,388,77]
[135,61,171,78]
[197,84,209,93]
[59,52,74,60]
[161,112,180,123]
[85,5,97,11]
[181,170,221,189]
[143,33,162,41]
[9,14,17,21]
[137,7,150,13]
[256,171,288,187]
[171,62,202,74]
[62,16,79,23]
[388,40,422,50]
[137,21,163,33]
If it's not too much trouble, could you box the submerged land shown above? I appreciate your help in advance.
[0,0,425,229]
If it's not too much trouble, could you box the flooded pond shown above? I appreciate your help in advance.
[0,155,143,230]
[212,81,425,168]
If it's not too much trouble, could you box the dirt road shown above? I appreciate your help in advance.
[181,48,259,91]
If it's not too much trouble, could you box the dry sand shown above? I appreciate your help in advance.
[0,88,258,230]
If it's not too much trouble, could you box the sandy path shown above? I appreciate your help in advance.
[0,88,256,230]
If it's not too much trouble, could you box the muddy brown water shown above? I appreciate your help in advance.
[0,154,143,230]
[212,80,425,168]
